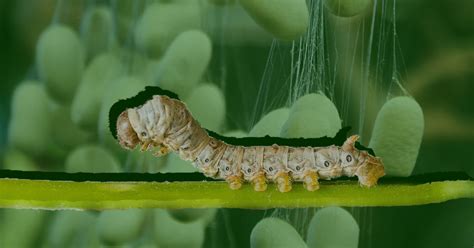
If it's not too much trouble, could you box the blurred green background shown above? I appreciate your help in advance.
[0,0,473,247]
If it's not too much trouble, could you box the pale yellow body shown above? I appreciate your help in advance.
[116,95,385,192]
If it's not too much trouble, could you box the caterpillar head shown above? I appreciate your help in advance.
[116,110,140,150]
[355,153,385,187]
[116,109,153,151]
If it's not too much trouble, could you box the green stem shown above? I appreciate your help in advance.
[1,178,473,210]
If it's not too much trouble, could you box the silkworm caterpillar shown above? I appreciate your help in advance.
[111,87,385,192]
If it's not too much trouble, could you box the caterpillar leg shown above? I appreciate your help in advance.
[356,156,385,187]
[251,173,267,192]
[275,172,292,193]
[140,141,152,152]
[153,145,170,157]
[303,171,320,191]
[226,175,243,190]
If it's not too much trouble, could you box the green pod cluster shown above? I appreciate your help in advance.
[50,106,94,151]
[71,53,123,131]
[369,96,424,177]
[0,209,47,248]
[307,207,359,248]
[250,217,307,248]
[46,211,97,247]
[249,108,290,137]
[97,209,147,246]
[80,6,116,60]
[282,93,341,138]
[239,0,309,41]
[135,2,201,58]
[65,145,121,173]
[36,25,84,104]
[155,30,212,98]
[323,0,373,17]
[153,209,205,248]
[7,82,63,159]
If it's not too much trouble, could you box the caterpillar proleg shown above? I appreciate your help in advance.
[111,87,385,192]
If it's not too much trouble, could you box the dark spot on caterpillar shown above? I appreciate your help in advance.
[324,161,330,167]
[296,166,300,171]
[269,167,273,172]
[204,158,210,163]
[225,166,230,171]
[346,154,352,162]
[247,168,251,173]
[141,132,147,137]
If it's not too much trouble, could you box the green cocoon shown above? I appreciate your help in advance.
[140,59,161,84]
[249,108,289,137]
[135,3,201,58]
[97,209,147,245]
[168,208,217,224]
[47,211,96,247]
[71,53,123,131]
[224,130,248,138]
[281,93,341,138]
[369,96,424,177]
[185,83,225,132]
[0,209,47,248]
[97,77,149,158]
[307,207,359,248]
[81,7,116,60]
[323,0,372,17]
[73,223,101,248]
[65,145,121,173]
[153,209,205,248]
[50,106,94,150]
[3,149,39,171]
[239,0,309,40]
[36,24,84,103]
[8,82,62,158]
[155,30,212,99]
[250,217,307,248]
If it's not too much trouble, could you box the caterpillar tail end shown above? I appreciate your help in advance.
[275,172,292,193]
[303,171,320,191]
[251,173,268,192]
[356,155,385,187]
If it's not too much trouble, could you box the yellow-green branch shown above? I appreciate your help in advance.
[1,179,473,210]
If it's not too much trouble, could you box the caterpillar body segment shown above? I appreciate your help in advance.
[115,95,385,192]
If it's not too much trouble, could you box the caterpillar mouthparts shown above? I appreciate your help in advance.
[112,88,385,193]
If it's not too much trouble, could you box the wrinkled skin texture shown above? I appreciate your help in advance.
[115,95,385,192]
